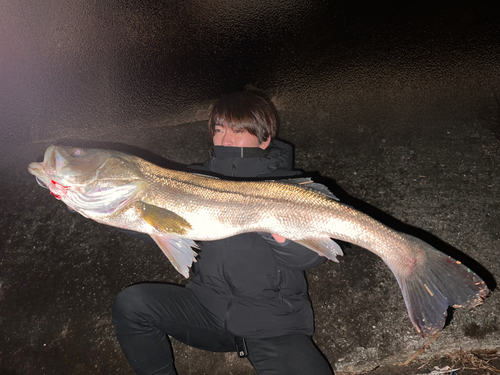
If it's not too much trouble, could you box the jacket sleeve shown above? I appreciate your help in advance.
[259,233,327,270]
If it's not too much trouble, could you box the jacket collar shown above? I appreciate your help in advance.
[190,140,296,178]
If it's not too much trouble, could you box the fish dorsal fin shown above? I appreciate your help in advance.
[278,178,339,201]
[137,202,192,235]
[150,233,199,278]
[295,237,344,262]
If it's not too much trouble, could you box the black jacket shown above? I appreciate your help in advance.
[186,140,325,338]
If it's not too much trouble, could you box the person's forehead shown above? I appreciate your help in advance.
[215,121,244,129]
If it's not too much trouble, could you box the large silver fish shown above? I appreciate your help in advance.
[28,145,488,336]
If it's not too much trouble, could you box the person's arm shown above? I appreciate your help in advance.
[259,233,327,270]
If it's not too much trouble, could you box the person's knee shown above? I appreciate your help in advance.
[112,284,152,328]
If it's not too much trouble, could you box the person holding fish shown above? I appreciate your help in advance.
[111,91,335,374]
[29,91,488,374]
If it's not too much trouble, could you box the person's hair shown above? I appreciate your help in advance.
[208,91,278,143]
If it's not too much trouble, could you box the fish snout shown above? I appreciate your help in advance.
[28,162,50,188]
[28,161,44,176]
[28,145,59,177]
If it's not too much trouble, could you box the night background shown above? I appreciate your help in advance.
[0,0,499,374]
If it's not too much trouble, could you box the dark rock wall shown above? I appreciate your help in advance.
[1,0,499,169]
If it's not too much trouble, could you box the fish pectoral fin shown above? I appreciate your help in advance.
[138,203,197,277]
[295,237,344,262]
[137,202,192,235]
[150,234,198,279]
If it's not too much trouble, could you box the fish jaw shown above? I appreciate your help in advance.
[28,145,68,180]
[28,146,83,202]
[28,146,77,190]
[28,159,68,200]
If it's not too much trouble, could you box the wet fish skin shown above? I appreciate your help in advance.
[28,145,489,336]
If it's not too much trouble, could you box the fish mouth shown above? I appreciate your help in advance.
[28,161,50,189]
[28,161,43,175]
[28,146,67,189]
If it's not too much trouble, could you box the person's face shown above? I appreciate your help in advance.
[213,123,270,149]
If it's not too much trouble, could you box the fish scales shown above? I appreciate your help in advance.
[138,159,333,240]
[28,145,489,336]
[136,158,471,292]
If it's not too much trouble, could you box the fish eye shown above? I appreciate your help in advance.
[72,148,83,156]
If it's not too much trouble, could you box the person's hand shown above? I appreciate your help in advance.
[271,234,286,243]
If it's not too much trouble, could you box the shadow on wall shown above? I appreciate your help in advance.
[304,171,497,293]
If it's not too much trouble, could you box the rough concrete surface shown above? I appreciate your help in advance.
[1,0,499,373]
[1,104,499,374]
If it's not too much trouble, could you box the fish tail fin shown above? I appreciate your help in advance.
[386,234,489,336]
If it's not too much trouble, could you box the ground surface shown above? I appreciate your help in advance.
[1,107,499,374]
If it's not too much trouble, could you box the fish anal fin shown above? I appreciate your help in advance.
[151,234,198,278]
[137,202,192,235]
[296,238,343,262]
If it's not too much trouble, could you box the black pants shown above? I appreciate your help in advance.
[112,283,333,375]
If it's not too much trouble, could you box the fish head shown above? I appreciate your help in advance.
[28,146,146,216]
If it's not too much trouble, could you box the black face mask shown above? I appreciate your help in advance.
[188,140,298,179]
[210,146,270,159]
